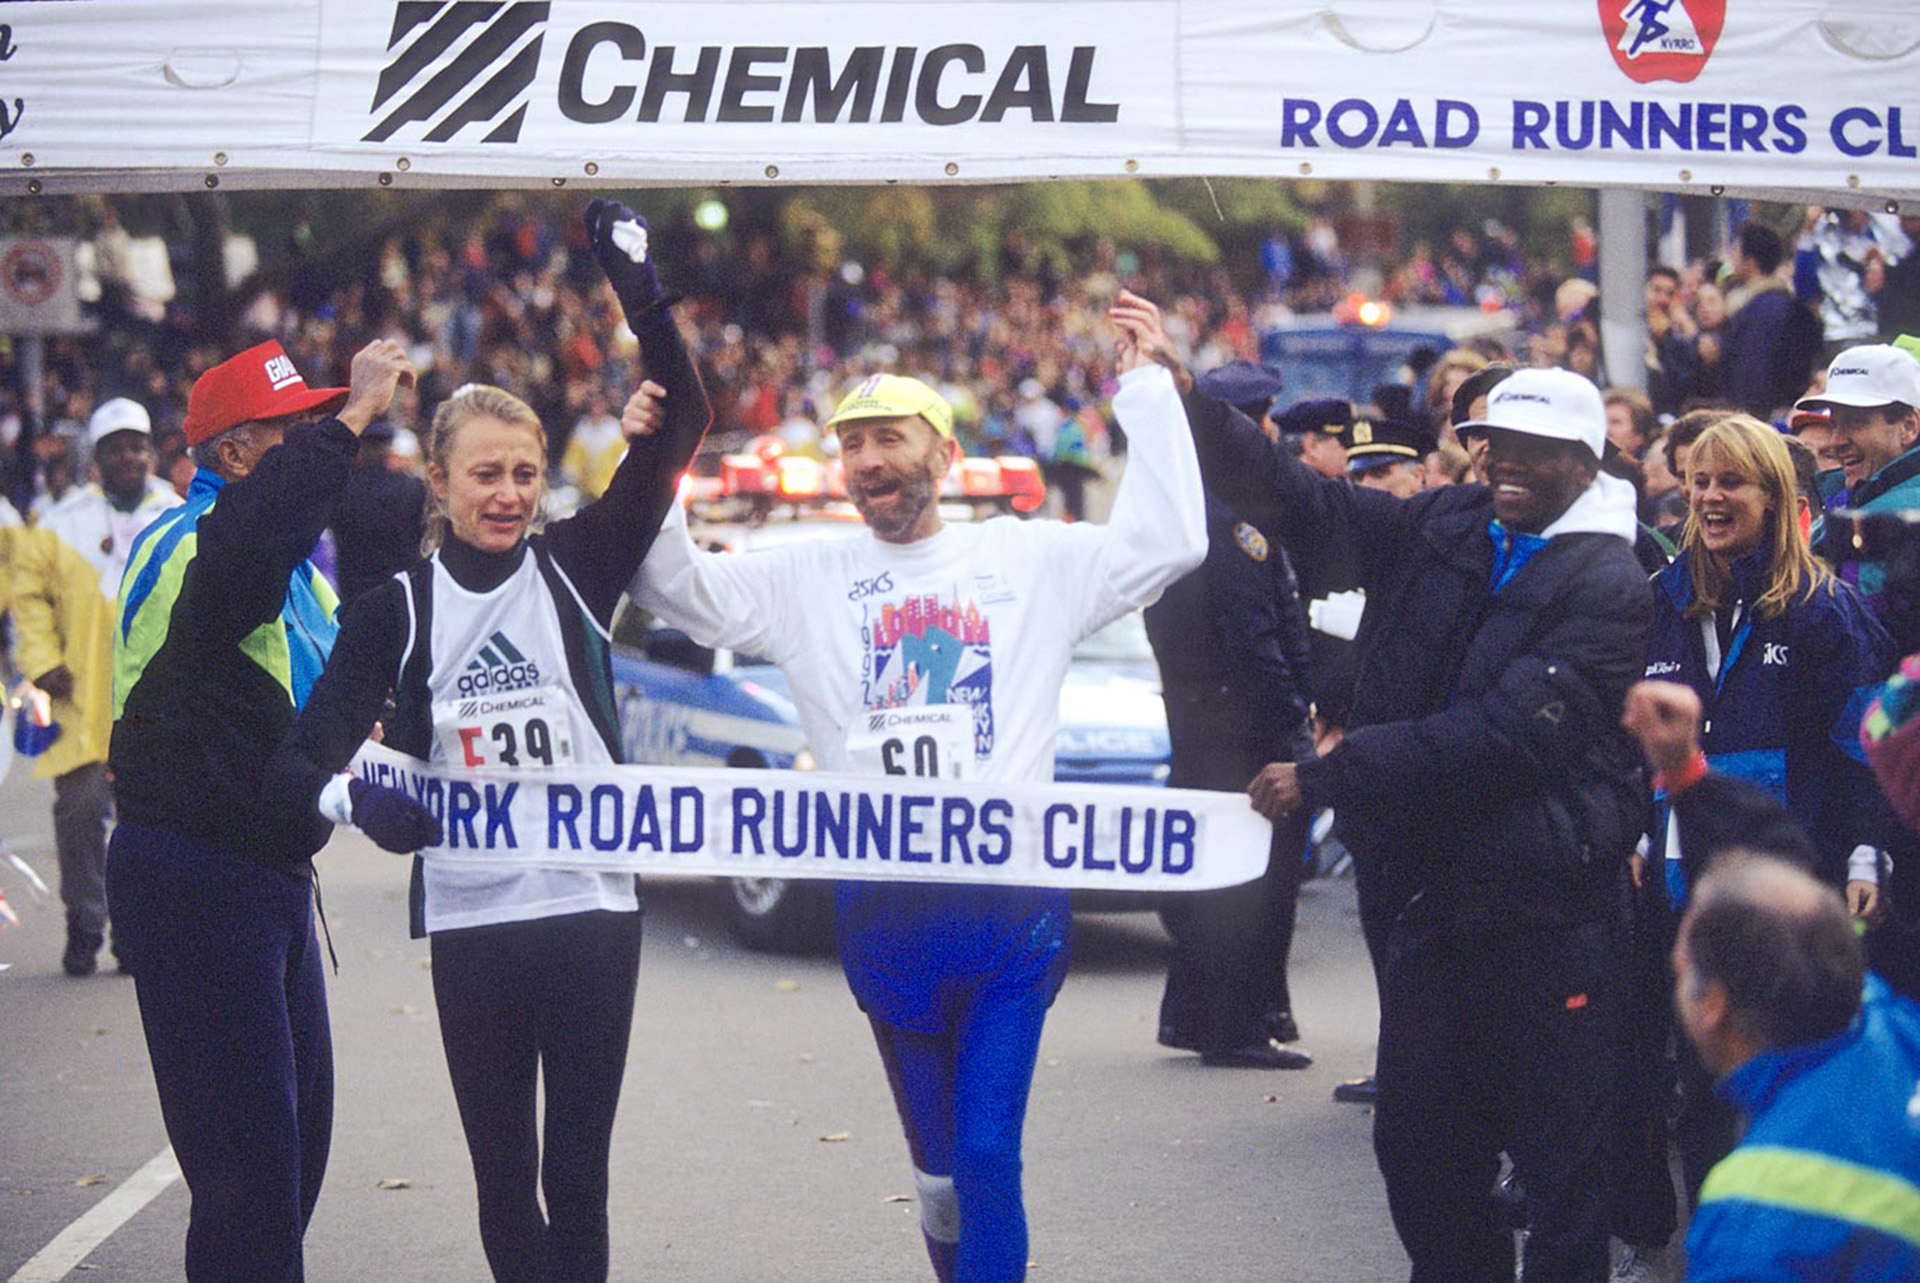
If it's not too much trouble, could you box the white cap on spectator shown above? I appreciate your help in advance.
[88,397,152,444]
[1454,368,1606,459]
[1797,344,1920,412]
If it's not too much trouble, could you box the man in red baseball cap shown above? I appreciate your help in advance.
[107,335,412,1283]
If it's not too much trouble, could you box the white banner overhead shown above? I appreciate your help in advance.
[3,1,1920,203]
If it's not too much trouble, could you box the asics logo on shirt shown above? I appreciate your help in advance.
[1762,643,1789,666]
[457,630,543,695]
[848,571,894,602]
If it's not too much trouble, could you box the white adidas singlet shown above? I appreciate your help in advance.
[417,551,637,933]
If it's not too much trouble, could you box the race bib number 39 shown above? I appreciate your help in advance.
[433,686,576,770]
[845,704,974,780]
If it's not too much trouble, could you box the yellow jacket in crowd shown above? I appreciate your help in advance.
[11,480,178,779]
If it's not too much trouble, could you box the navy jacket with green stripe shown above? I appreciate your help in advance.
[110,419,357,868]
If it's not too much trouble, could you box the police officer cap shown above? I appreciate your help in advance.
[1342,416,1430,473]
[1195,360,1285,422]
[1274,398,1354,437]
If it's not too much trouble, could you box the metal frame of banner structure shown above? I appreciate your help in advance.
[349,743,1274,892]
[1,2,1918,207]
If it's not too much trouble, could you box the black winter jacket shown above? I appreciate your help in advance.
[1185,393,1653,930]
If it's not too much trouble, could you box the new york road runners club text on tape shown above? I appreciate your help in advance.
[350,742,1271,892]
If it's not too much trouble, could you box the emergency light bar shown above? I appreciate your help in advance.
[692,435,1046,519]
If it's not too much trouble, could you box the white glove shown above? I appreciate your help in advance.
[1308,590,1365,641]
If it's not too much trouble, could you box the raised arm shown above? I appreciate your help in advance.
[544,202,713,619]
[1110,292,1407,583]
[191,339,413,644]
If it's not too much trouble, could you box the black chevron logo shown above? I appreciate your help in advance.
[363,1,549,144]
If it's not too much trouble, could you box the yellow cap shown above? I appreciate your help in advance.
[824,374,954,440]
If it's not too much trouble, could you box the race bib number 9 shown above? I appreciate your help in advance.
[845,704,973,780]
[433,686,577,770]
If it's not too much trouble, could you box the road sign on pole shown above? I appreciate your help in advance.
[0,238,88,335]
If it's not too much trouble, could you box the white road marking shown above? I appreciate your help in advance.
[8,1147,180,1283]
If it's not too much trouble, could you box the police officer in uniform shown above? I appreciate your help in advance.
[1147,361,1316,1067]
[1342,416,1433,499]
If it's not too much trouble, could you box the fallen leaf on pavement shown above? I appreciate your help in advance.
[75,1175,106,1187]
[818,1132,850,1143]
[376,1178,413,1190]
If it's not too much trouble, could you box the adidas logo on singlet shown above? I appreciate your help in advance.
[457,630,542,696]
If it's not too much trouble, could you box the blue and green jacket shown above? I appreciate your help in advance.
[1812,441,1920,611]
[110,419,357,866]
[1686,976,1920,1283]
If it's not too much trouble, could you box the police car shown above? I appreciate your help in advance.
[611,448,1171,950]
[1261,297,1517,405]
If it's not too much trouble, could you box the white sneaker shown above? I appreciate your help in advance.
[1607,1242,1659,1283]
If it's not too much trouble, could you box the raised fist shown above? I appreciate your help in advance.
[584,198,663,316]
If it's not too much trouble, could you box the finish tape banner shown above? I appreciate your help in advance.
[5,2,1920,201]
[348,742,1271,891]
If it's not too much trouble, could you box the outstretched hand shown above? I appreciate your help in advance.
[584,198,663,316]
[621,380,668,439]
[1108,290,1191,393]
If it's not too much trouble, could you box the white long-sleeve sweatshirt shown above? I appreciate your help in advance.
[631,364,1206,786]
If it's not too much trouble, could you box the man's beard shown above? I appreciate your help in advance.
[852,468,938,541]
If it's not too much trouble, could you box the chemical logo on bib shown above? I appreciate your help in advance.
[434,685,577,770]
[846,703,976,780]
[457,629,544,697]
[861,590,995,757]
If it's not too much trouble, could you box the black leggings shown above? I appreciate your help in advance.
[431,910,643,1283]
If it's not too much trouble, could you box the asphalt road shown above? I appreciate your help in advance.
[0,763,1413,1282]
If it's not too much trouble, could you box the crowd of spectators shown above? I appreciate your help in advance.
[0,195,1628,520]
[3,196,1917,575]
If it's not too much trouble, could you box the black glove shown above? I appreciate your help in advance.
[348,777,442,854]
[584,198,663,317]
